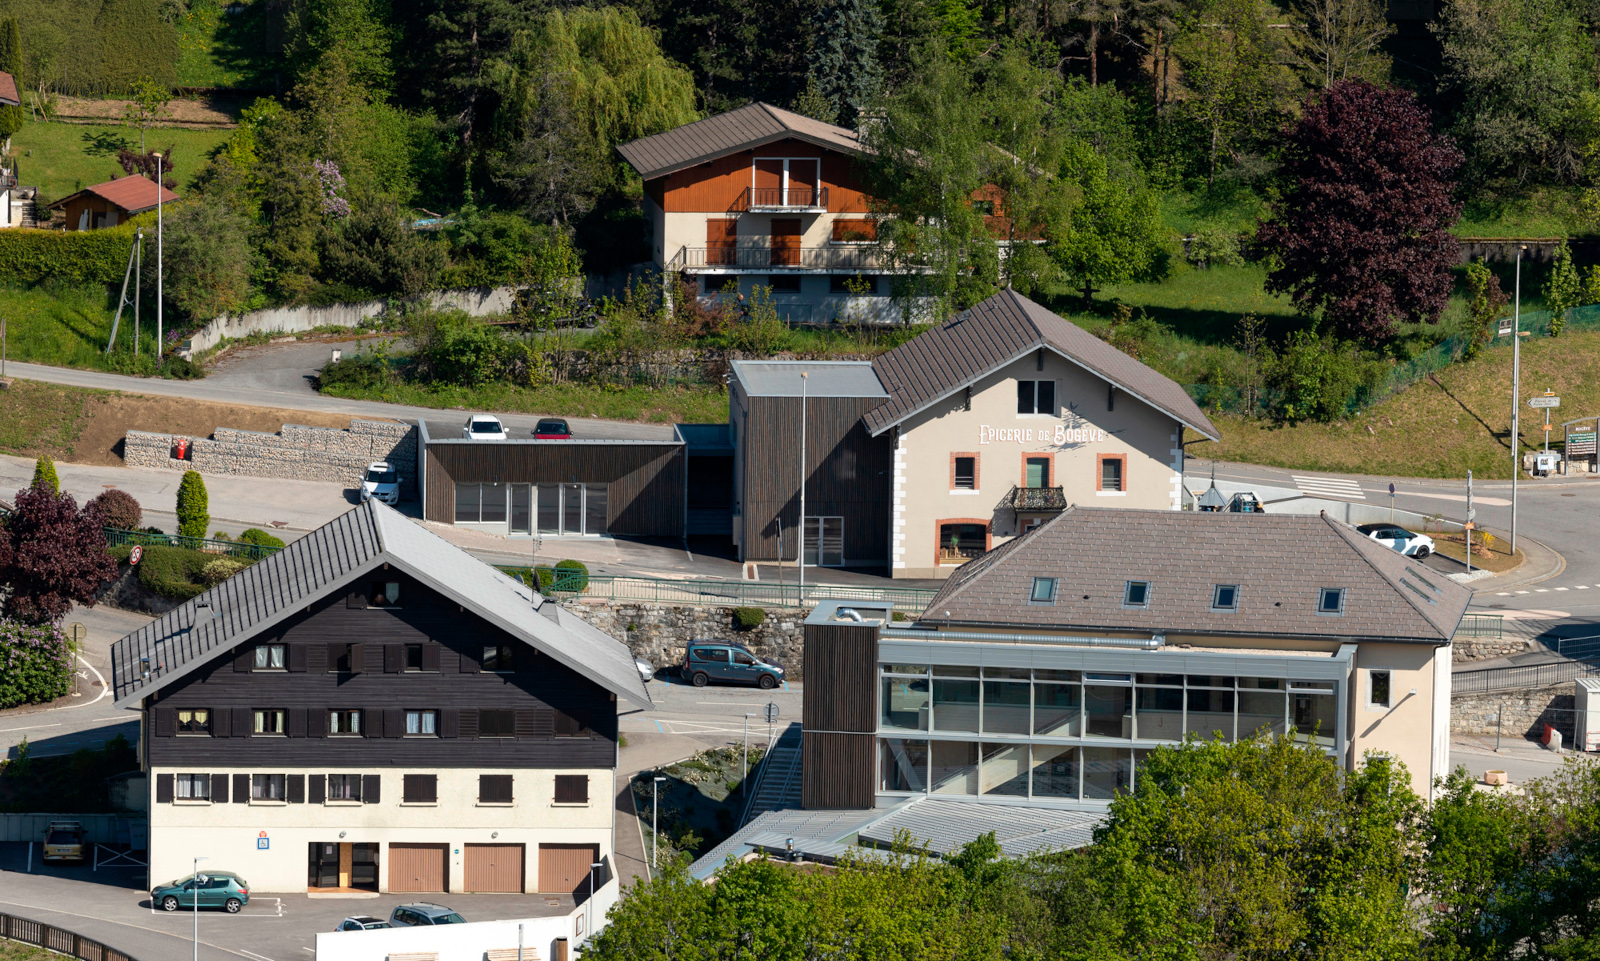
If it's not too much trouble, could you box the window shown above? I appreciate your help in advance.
[329,710,362,736]
[1318,587,1345,615]
[327,774,362,801]
[405,644,424,671]
[1369,670,1392,709]
[405,710,438,736]
[1212,585,1239,611]
[176,709,210,735]
[1016,380,1056,415]
[253,644,286,670]
[1025,456,1051,488]
[483,643,516,672]
[1030,577,1058,604]
[479,774,514,804]
[174,774,210,800]
[331,645,356,673]
[953,456,977,490]
[554,774,589,804]
[938,523,987,565]
[971,198,996,216]
[554,710,586,738]
[402,774,438,803]
[253,709,286,735]
[251,774,287,800]
[1099,455,1125,492]
[1123,580,1150,608]
[479,709,515,738]
[371,582,401,607]
[768,274,802,292]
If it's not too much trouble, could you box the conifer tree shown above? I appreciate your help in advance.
[806,0,885,127]
[176,470,209,540]
[30,455,58,494]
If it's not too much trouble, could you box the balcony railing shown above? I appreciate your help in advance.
[938,545,985,565]
[740,186,828,210]
[672,245,885,270]
[1003,485,1068,512]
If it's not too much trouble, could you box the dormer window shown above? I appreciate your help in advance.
[1030,577,1058,604]
[1123,580,1150,608]
[1212,585,1238,611]
[1318,588,1345,615]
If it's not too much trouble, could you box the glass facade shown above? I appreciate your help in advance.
[877,663,1341,803]
[455,482,608,535]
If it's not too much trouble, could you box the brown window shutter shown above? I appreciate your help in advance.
[361,775,380,803]
[534,709,555,737]
[554,709,582,738]
[212,774,229,803]
[232,708,251,736]
[362,644,381,672]
[458,710,479,739]
[212,709,231,738]
[514,710,537,738]
[554,775,588,804]
[459,648,481,673]
[233,647,252,672]
[288,645,308,673]
[287,774,305,804]
[308,710,327,738]
[232,774,249,803]
[421,643,441,673]
[309,775,326,804]
[349,643,365,673]
[441,710,460,738]
[154,708,176,737]
[306,644,327,673]
[384,645,402,673]
[384,710,403,738]
[363,710,383,738]
[287,709,307,737]
[403,774,438,803]
[326,643,344,671]
[156,773,174,803]
[479,774,512,803]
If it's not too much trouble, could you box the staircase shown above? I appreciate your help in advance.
[740,723,803,825]
[15,186,38,228]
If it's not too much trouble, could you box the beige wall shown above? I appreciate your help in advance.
[891,349,1183,578]
[660,210,875,271]
[148,766,612,893]
[1347,642,1449,800]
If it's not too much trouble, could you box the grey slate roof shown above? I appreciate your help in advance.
[617,102,866,181]
[863,288,1220,440]
[923,507,1471,644]
[110,500,651,710]
[730,360,889,398]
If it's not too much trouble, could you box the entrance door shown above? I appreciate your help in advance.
[510,484,532,534]
[803,516,844,566]
[770,219,802,267]
[309,843,340,888]
[464,843,525,893]
[388,843,448,893]
[1025,456,1051,488]
[706,218,737,266]
[538,844,600,894]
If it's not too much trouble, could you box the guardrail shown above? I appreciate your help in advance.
[671,245,886,270]
[0,911,141,961]
[1453,657,1600,695]
[104,527,282,562]
[1454,614,1505,639]
[501,571,933,614]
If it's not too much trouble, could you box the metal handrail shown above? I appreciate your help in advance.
[499,570,934,614]
[1454,614,1505,639]
[1453,657,1600,695]
[0,910,141,961]
[674,245,885,270]
[742,186,828,209]
[104,526,282,562]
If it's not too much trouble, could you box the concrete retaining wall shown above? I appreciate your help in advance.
[560,598,810,678]
[184,286,518,355]
[123,419,417,498]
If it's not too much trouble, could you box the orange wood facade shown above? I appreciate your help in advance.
[654,138,871,214]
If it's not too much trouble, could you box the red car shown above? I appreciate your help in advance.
[533,419,572,439]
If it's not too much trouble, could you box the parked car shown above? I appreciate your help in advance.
[152,871,250,913]
[360,461,401,505]
[534,418,573,439]
[635,656,655,684]
[334,916,392,932]
[462,414,507,440]
[1356,523,1435,558]
[682,640,785,689]
[389,903,467,927]
[41,821,84,862]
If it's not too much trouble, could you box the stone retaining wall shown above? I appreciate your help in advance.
[1454,637,1531,661]
[559,598,811,678]
[1450,680,1577,740]
[123,419,417,498]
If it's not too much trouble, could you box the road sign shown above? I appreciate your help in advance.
[1467,508,1476,522]
[1498,317,1513,336]
[1569,430,1597,455]
[765,702,780,723]
[1464,521,1475,530]
[1544,423,1554,431]
[1388,483,1395,495]
[129,545,143,565]
[1529,395,1561,409]
[66,622,86,645]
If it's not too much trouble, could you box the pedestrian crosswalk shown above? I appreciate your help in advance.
[1499,585,1600,595]
[1292,475,1367,501]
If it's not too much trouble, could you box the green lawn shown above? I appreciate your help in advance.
[320,378,731,424]
[174,0,285,90]
[0,939,61,960]
[11,121,232,206]
[0,283,162,372]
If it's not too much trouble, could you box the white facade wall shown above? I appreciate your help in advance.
[1347,642,1447,800]
[148,766,612,893]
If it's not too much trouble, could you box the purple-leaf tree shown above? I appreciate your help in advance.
[315,159,351,218]
[1256,80,1462,344]
[0,486,117,624]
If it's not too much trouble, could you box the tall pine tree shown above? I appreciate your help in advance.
[806,0,884,126]
[0,19,24,141]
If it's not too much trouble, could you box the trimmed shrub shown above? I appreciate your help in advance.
[201,558,245,585]
[238,528,286,550]
[733,607,766,630]
[160,356,204,380]
[135,544,213,599]
[553,558,589,591]
[0,224,139,284]
[0,621,72,708]
[176,471,209,539]
[88,489,142,529]
[31,455,58,493]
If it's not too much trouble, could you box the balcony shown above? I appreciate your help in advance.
[1003,485,1068,513]
[739,186,828,212]
[670,245,885,271]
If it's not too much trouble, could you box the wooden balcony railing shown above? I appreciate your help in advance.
[740,186,828,210]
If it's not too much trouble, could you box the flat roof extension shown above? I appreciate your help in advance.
[731,360,888,399]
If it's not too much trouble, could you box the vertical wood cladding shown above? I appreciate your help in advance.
[657,139,871,214]
[146,571,617,769]
[423,441,685,536]
[737,394,889,563]
[802,623,879,733]
[801,732,874,809]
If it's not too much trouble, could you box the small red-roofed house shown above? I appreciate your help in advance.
[45,174,179,231]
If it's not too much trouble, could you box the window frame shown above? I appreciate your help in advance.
[950,453,979,492]
[1022,453,1053,489]
[250,773,287,801]
[1122,580,1151,609]
[1318,587,1346,616]
[1030,577,1058,604]
[174,773,211,801]
[482,643,516,673]
[404,644,425,672]
[176,709,211,736]
[253,644,287,671]
[1016,379,1057,416]
[329,709,362,736]
[1368,670,1393,710]
[1211,584,1239,612]
[401,774,438,804]
[404,709,439,737]
[327,773,362,801]
[1097,454,1127,494]
[252,708,287,736]
[478,774,514,805]
[553,774,589,805]
[370,581,402,608]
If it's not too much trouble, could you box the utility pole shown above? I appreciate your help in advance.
[1511,245,1524,556]
[798,371,808,602]
[651,776,665,869]
[155,153,165,360]
[1465,470,1473,578]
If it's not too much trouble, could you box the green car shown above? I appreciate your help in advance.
[152,871,251,913]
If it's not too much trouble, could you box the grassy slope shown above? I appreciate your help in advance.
[12,121,232,205]
[0,381,100,460]
[1206,330,1598,479]
[319,379,730,424]
[0,284,163,370]
[174,0,284,89]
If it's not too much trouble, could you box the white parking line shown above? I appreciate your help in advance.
[238,949,279,961]
[1497,592,1511,595]
[0,722,62,733]
[1516,590,1531,594]
[1556,587,1570,591]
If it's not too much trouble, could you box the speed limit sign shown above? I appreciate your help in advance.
[129,545,143,565]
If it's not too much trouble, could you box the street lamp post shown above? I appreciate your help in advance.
[798,371,808,601]
[588,860,603,939]
[1511,245,1525,555]
[154,153,165,360]
[192,854,208,961]
[651,776,665,869]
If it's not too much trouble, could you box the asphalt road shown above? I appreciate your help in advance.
[0,604,148,760]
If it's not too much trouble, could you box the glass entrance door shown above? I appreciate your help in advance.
[510,484,532,534]
[803,516,844,566]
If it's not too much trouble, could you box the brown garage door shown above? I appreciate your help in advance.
[537,844,599,894]
[388,843,448,893]
[464,844,524,893]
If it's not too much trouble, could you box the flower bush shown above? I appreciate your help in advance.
[0,621,72,708]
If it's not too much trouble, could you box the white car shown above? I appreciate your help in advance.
[1357,523,1434,558]
[462,414,507,440]
[360,462,400,505]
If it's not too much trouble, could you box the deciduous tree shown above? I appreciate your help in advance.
[1257,80,1462,344]
[0,486,116,624]
[1283,0,1393,88]
[1176,0,1298,184]
[164,195,257,319]
[1463,258,1507,359]
[1051,139,1163,305]
[1545,240,1582,337]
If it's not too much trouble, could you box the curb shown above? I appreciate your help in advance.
[1468,534,1565,594]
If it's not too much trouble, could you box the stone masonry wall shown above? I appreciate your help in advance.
[1454,637,1531,661]
[559,598,811,678]
[1451,681,1577,740]
[123,419,418,499]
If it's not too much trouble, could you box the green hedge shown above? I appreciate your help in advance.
[554,558,589,590]
[733,607,766,630]
[131,544,215,599]
[0,224,141,285]
[239,528,286,550]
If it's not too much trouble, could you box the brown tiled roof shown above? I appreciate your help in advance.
[617,102,865,181]
[0,71,17,107]
[922,507,1471,644]
[46,174,179,215]
[863,288,1219,439]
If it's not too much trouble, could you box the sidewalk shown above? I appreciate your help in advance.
[1463,533,1565,594]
